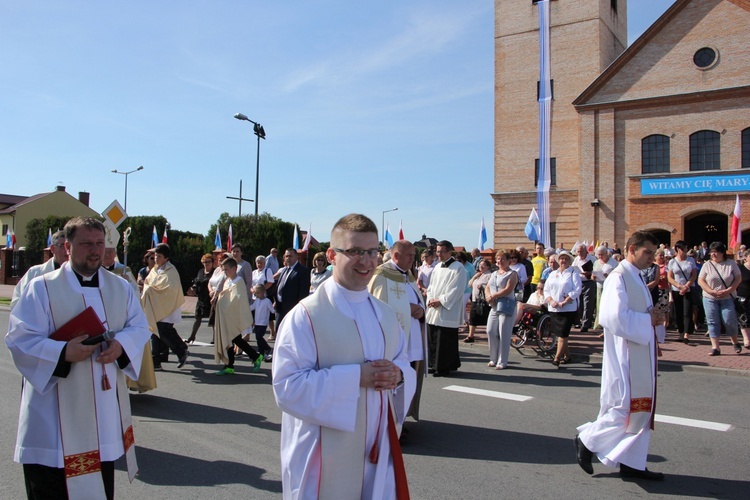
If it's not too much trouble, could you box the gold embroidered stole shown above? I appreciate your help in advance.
[303,284,399,499]
[369,264,423,346]
[140,262,185,334]
[44,268,138,498]
[611,265,656,434]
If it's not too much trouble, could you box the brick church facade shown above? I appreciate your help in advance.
[493,0,750,249]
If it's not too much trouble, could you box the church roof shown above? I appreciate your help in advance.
[574,0,750,109]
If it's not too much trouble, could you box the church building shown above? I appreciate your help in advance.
[493,0,750,249]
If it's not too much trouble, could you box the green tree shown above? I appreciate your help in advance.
[24,216,77,269]
[206,212,298,261]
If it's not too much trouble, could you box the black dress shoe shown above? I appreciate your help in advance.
[574,435,594,475]
[619,464,664,481]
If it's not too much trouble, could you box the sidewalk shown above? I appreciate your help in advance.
[3,282,749,376]
[463,324,750,377]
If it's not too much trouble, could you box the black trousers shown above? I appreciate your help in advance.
[23,461,114,500]
[154,322,188,364]
[577,281,597,329]
[226,334,259,368]
[427,324,461,373]
[671,290,695,334]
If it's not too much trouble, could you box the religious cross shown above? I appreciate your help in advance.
[226,179,254,217]
[389,283,406,299]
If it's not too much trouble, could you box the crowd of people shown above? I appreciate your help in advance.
[5,214,746,496]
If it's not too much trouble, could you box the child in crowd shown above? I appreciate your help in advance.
[251,284,274,361]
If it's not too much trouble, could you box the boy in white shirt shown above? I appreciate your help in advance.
[251,284,274,361]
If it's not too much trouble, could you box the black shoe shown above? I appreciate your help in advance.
[427,368,436,374]
[619,464,664,481]
[432,371,449,378]
[574,435,593,475]
[580,327,589,333]
[153,365,164,371]
[178,351,189,368]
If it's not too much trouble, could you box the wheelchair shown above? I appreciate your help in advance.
[511,306,557,356]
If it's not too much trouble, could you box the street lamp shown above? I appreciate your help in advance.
[381,207,398,247]
[234,113,266,218]
[111,165,144,213]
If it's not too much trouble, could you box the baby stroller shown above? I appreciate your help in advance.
[511,307,557,356]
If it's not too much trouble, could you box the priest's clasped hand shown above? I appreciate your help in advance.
[410,303,424,319]
[64,335,99,362]
[97,339,124,365]
[360,359,402,391]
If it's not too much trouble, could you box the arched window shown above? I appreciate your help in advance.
[690,130,720,171]
[641,134,670,174]
[742,127,750,169]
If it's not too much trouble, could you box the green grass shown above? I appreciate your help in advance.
[0,298,10,306]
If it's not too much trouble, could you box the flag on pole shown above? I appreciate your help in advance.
[524,208,541,243]
[384,223,394,250]
[730,194,741,248]
[536,0,552,247]
[162,227,168,244]
[302,223,312,251]
[5,232,10,249]
[11,230,16,249]
[214,227,222,250]
[47,228,53,248]
[398,220,404,241]
[151,226,158,248]
[478,217,488,251]
[293,225,300,250]
[227,224,233,250]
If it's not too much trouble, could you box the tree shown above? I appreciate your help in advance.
[206,212,297,261]
[24,216,75,268]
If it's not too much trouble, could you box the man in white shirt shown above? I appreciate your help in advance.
[273,213,415,499]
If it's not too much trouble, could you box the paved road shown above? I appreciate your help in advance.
[2,311,749,499]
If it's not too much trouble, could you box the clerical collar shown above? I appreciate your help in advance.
[73,269,99,288]
[53,261,61,270]
[442,257,456,268]
[105,263,116,271]
[390,261,409,275]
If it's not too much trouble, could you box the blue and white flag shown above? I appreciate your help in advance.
[384,223,394,250]
[214,227,222,250]
[524,208,541,243]
[151,226,158,248]
[6,231,12,249]
[478,217,488,251]
[293,225,300,250]
[47,228,53,248]
[536,0,552,247]
[302,223,312,251]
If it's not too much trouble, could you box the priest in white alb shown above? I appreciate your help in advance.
[575,231,666,481]
[5,217,151,499]
[368,239,426,422]
[10,229,68,310]
[273,213,416,499]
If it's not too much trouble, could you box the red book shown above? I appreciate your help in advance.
[50,306,106,342]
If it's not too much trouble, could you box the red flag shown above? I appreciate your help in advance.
[398,219,404,240]
[730,194,741,248]
[162,227,168,244]
[227,224,233,250]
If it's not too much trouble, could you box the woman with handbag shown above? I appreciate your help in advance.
[698,241,743,356]
[485,251,518,370]
[464,259,492,343]
[543,250,582,367]
[667,240,698,344]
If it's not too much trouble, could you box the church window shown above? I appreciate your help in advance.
[535,157,557,187]
[690,130,721,171]
[641,134,670,174]
[693,47,718,70]
[742,128,750,169]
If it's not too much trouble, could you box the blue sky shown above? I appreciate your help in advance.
[0,0,676,250]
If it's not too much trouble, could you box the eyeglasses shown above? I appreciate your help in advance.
[202,261,213,264]
[332,248,379,259]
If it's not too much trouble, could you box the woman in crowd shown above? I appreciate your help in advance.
[464,258,492,343]
[309,251,332,293]
[508,249,528,302]
[593,246,618,331]
[667,240,698,344]
[186,254,215,344]
[485,251,518,370]
[252,255,275,291]
[456,252,476,330]
[736,252,750,350]
[543,250,582,367]
[698,242,743,356]
[137,250,155,292]
[541,253,558,281]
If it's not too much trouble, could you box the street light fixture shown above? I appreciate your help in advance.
[234,113,266,219]
[110,165,144,213]
[381,207,398,247]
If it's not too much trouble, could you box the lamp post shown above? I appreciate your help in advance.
[381,207,398,247]
[111,165,144,213]
[234,113,266,219]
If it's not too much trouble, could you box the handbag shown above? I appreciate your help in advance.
[496,295,516,316]
[475,286,488,317]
